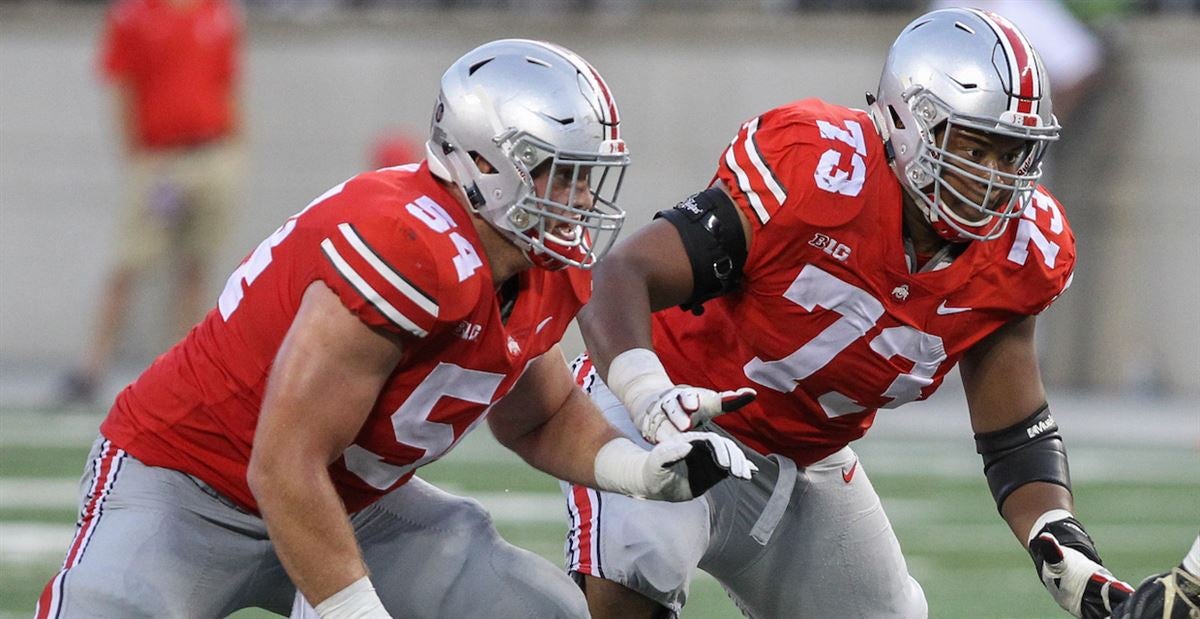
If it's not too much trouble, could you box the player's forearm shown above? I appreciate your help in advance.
[249,460,368,606]
[1001,481,1075,543]
[496,386,620,486]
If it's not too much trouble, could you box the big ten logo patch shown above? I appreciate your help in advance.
[454,321,482,341]
[808,233,851,262]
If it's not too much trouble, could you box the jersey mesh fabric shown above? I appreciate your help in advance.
[101,163,590,513]
[653,99,1075,465]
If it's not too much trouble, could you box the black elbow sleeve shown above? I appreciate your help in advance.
[654,187,747,313]
[975,404,1073,513]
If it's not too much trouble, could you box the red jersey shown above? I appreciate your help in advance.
[101,163,590,513]
[652,99,1075,465]
[99,0,242,149]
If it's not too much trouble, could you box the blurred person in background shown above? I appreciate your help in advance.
[59,0,245,407]
[368,127,423,170]
[562,7,1135,619]
[34,39,753,619]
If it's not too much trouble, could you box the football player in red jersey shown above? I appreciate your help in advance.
[562,8,1134,619]
[34,39,755,619]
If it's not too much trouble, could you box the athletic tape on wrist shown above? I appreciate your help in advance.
[314,576,390,619]
[1027,509,1075,546]
[593,437,650,499]
[606,348,674,427]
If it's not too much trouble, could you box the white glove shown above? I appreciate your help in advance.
[593,432,757,502]
[606,348,756,443]
[1027,510,1133,619]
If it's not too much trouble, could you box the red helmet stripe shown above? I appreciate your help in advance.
[586,64,620,142]
[530,40,620,142]
[972,9,1041,118]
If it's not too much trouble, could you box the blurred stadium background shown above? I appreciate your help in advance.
[1,1,1197,617]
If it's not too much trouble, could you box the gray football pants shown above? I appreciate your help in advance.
[36,436,588,619]
[563,373,928,619]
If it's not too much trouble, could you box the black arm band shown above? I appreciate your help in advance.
[654,187,747,314]
[974,404,1072,513]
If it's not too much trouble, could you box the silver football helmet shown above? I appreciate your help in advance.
[427,39,628,270]
[869,8,1060,241]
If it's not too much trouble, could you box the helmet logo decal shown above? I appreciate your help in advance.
[528,40,620,144]
[971,9,1042,121]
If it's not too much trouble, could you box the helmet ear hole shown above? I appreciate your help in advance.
[888,105,906,130]
[468,151,497,174]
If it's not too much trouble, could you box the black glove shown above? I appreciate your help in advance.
[1111,566,1200,619]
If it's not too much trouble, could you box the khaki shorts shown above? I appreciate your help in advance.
[116,140,243,271]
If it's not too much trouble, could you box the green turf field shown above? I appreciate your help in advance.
[2,409,1196,618]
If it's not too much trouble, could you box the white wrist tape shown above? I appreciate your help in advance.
[593,437,650,499]
[314,576,390,619]
[607,348,673,421]
[1027,508,1075,546]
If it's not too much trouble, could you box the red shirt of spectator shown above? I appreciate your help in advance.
[99,0,242,150]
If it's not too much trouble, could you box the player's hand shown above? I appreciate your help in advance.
[642,431,757,501]
[1111,566,1200,619]
[636,385,757,444]
[1028,512,1133,618]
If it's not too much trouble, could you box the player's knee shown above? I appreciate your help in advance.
[57,567,166,618]
[487,542,589,618]
[613,513,696,595]
[440,494,496,532]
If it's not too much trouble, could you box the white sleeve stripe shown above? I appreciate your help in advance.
[724,131,771,225]
[337,222,439,318]
[321,238,428,338]
[743,117,788,206]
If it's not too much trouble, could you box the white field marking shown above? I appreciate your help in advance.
[890,522,1199,554]
[4,419,1196,482]
[0,522,73,562]
[0,413,102,447]
[0,479,80,508]
[853,441,1200,485]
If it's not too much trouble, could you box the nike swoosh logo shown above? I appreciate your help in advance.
[535,316,554,334]
[936,301,971,315]
[842,460,858,483]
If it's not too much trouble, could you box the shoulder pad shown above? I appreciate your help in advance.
[1000,187,1077,313]
[716,100,885,231]
[315,181,483,338]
